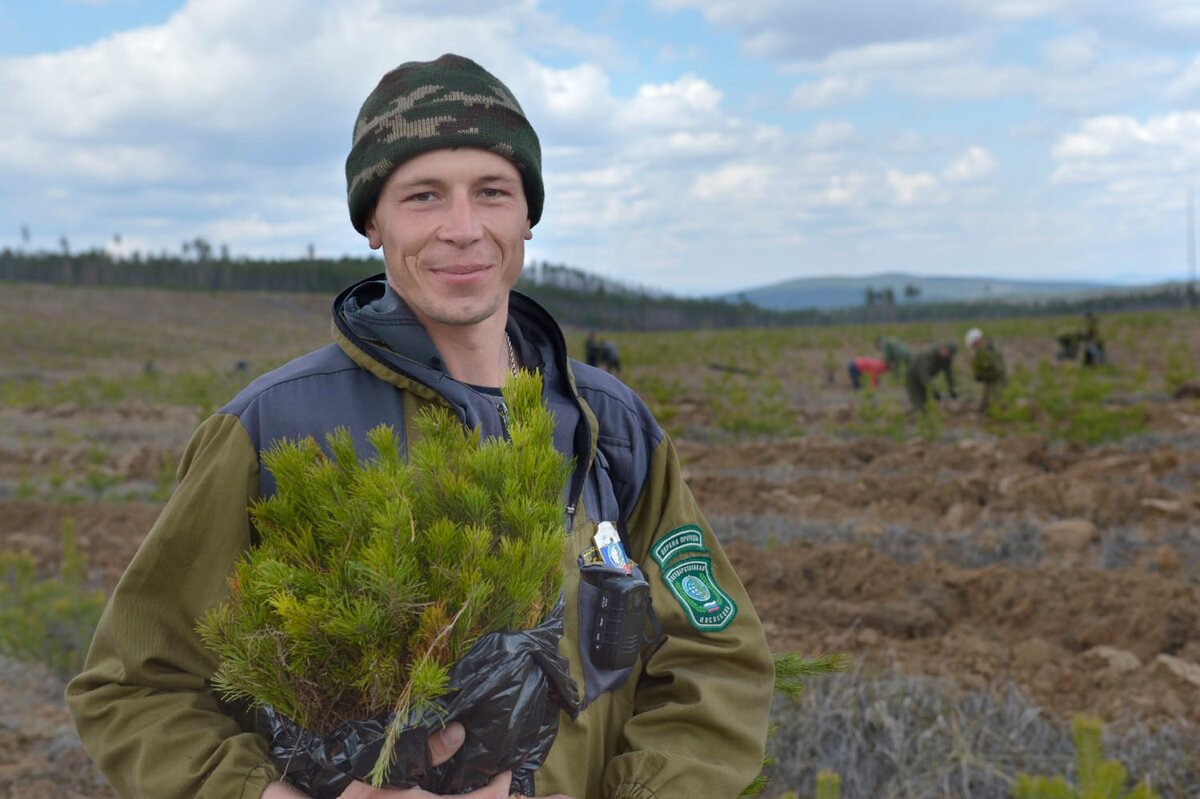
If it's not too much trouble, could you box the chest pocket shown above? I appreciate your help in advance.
[574,444,659,708]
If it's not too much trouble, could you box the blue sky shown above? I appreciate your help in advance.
[1,0,1198,295]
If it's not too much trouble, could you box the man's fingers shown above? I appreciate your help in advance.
[426,722,466,767]
[464,770,510,798]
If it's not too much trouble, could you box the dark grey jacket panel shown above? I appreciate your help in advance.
[220,344,408,496]
[568,359,662,527]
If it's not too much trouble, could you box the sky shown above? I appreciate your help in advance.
[1,0,1198,296]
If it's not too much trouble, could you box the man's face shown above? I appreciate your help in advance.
[365,148,532,332]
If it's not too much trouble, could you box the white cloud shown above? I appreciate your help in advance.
[1165,55,1200,100]
[821,36,976,72]
[1034,54,1180,113]
[531,62,618,125]
[789,74,868,109]
[1052,112,1200,167]
[802,121,860,149]
[897,62,1027,100]
[621,74,723,128]
[1138,0,1200,30]
[943,146,997,182]
[649,1,980,61]
[1041,31,1100,71]
[691,162,772,201]
[886,169,940,203]
[1050,111,1200,221]
[821,171,871,206]
[662,131,740,157]
[984,0,1068,21]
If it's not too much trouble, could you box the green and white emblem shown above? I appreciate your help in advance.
[662,556,737,632]
[651,524,707,567]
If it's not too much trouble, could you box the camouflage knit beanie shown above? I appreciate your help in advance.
[345,53,543,235]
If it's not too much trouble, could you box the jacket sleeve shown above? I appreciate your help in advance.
[66,413,278,799]
[603,433,774,799]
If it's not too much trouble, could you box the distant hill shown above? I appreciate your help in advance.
[723,272,1117,311]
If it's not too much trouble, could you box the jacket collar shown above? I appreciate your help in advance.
[331,273,568,386]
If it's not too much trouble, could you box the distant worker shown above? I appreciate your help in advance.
[847,356,889,391]
[1056,311,1106,366]
[906,342,957,412]
[965,327,1006,413]
[585,331,600,367]
[876,335,911,374]
[585,331,622,374]
[1081,310,1106,367]
[1055,329,1080,361]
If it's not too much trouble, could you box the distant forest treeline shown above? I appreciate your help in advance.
[1,248,1194,331]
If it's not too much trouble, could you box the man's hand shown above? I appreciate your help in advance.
[335,771,511,798]
[263,722,511,799]
[263,771,511,798]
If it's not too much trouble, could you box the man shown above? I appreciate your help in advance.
[66,54,773,799]
[964,327,1006,414]
[905,341,957,412]
[875,335,911,376]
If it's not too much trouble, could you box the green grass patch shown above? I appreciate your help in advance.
[985,360,1149,444]
[0,518,107,678]
[848,390,908,440]
[0,365,267,416]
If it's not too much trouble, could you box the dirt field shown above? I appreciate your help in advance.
[2,284,1198,796]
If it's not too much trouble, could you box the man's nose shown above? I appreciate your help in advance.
[438,194,483,244]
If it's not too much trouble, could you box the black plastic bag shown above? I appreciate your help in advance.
[261,601,580,798]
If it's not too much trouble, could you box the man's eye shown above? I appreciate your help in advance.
[407,191,437,203]
[479,188,507,199]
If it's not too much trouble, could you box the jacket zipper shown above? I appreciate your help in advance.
[336,289,591,533]
[496,399,510,436]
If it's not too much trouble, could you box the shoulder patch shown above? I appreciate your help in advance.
[651,525,707,567]
[661,556,737,632]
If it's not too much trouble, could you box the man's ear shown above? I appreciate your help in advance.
[365,216,383,250]
[524,220,533,241]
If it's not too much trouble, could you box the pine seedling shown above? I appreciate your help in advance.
[773,651,850,700]
[741,651,850,798]
[773,771,841,799]
[816,770,842,799]
[1011,715,1160,799]
[197,370,572,787]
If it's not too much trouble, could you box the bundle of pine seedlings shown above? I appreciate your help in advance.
[197,369,574,789]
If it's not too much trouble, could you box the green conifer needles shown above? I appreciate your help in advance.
[197,370,572,746]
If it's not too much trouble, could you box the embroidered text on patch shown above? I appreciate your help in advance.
[662,557,737,632]
[651,525,706,567]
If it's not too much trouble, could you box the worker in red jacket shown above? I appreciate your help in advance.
[848,356,889,390]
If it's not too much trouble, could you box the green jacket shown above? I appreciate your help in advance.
[879,337,911,372]
[66,278,773,799]
[907,343,957,395]
[971,342,1006,384]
